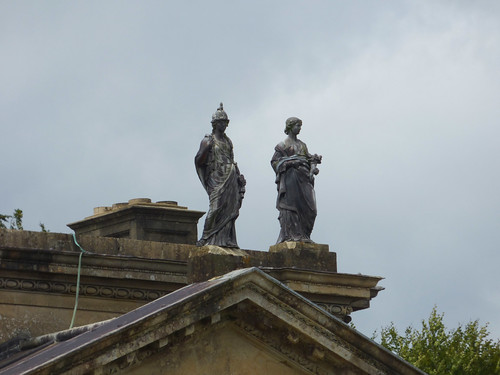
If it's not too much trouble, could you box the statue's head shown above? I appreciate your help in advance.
[211,102,230,129]
[284,117,302,134]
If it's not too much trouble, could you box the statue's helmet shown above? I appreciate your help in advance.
[211,102,229,123]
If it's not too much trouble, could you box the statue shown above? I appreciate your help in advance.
[195,103,246,248]
[271,117,322,243]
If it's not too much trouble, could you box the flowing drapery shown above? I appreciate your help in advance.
[195,134,244,247]
[271,141,317,243]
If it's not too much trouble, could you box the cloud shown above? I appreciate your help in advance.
[1,1,499,339]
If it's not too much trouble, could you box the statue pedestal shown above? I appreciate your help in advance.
[268,242,335,271]
[188,245,250,283]
[269,241,329,254]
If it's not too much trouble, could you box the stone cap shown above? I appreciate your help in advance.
[89,198,188,219]
[66,198,205,245]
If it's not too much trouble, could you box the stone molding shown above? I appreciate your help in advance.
[0,276,168,302]
[0,228,195,261]
[315,303,353,318]
[0,246,187,284]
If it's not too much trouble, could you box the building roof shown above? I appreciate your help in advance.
[0,267,425,375]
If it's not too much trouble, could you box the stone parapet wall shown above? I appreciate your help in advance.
[0,228,195,260]
[0,229,338,272]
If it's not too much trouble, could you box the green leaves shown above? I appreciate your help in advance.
[0,209,48,232]
[376,307,500,374]
[12,208,23,230]
[0,208,23,230]
[0,214,9,229]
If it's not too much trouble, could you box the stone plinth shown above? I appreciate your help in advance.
[188,246,250,283]
[268,242,334,271]
[269,241,329,254]
[67,198,205,245]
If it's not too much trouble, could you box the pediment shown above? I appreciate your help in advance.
[0,268,424,375]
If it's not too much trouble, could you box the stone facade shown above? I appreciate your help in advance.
[0,228,381,342]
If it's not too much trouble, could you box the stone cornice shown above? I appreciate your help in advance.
[262,267,383,288]
[0,247,187,306]
[0,228,195,260]
[0,247,186,282]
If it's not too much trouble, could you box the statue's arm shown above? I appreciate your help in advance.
[195,135,212,191]
[299,141,320,165]
[271,144,285,173]
[195,136,211,167]
[298,141,321,181]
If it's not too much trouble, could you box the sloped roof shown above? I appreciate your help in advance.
[0,267,425,375]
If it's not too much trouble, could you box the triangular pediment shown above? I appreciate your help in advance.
[0,268,424,375]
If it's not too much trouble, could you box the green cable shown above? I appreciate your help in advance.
[70,233,87,329]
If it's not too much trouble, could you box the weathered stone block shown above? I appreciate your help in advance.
[267,242,335,271]
[269,241,329,254]
[187,246,251,283]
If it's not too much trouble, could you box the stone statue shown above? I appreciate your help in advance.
[271,117,322,243]
[195,103,246,248]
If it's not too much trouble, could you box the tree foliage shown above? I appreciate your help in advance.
[376,306,500,374]
[0,209,48,231]
[0,209,23,230]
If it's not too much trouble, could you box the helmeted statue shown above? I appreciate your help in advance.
[271,117,322,243]
[195,103,246,248]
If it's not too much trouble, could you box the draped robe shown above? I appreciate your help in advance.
[195,133,244,248]
[271,139,317,243]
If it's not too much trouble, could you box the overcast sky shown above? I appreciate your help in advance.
[1,1,499,340]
